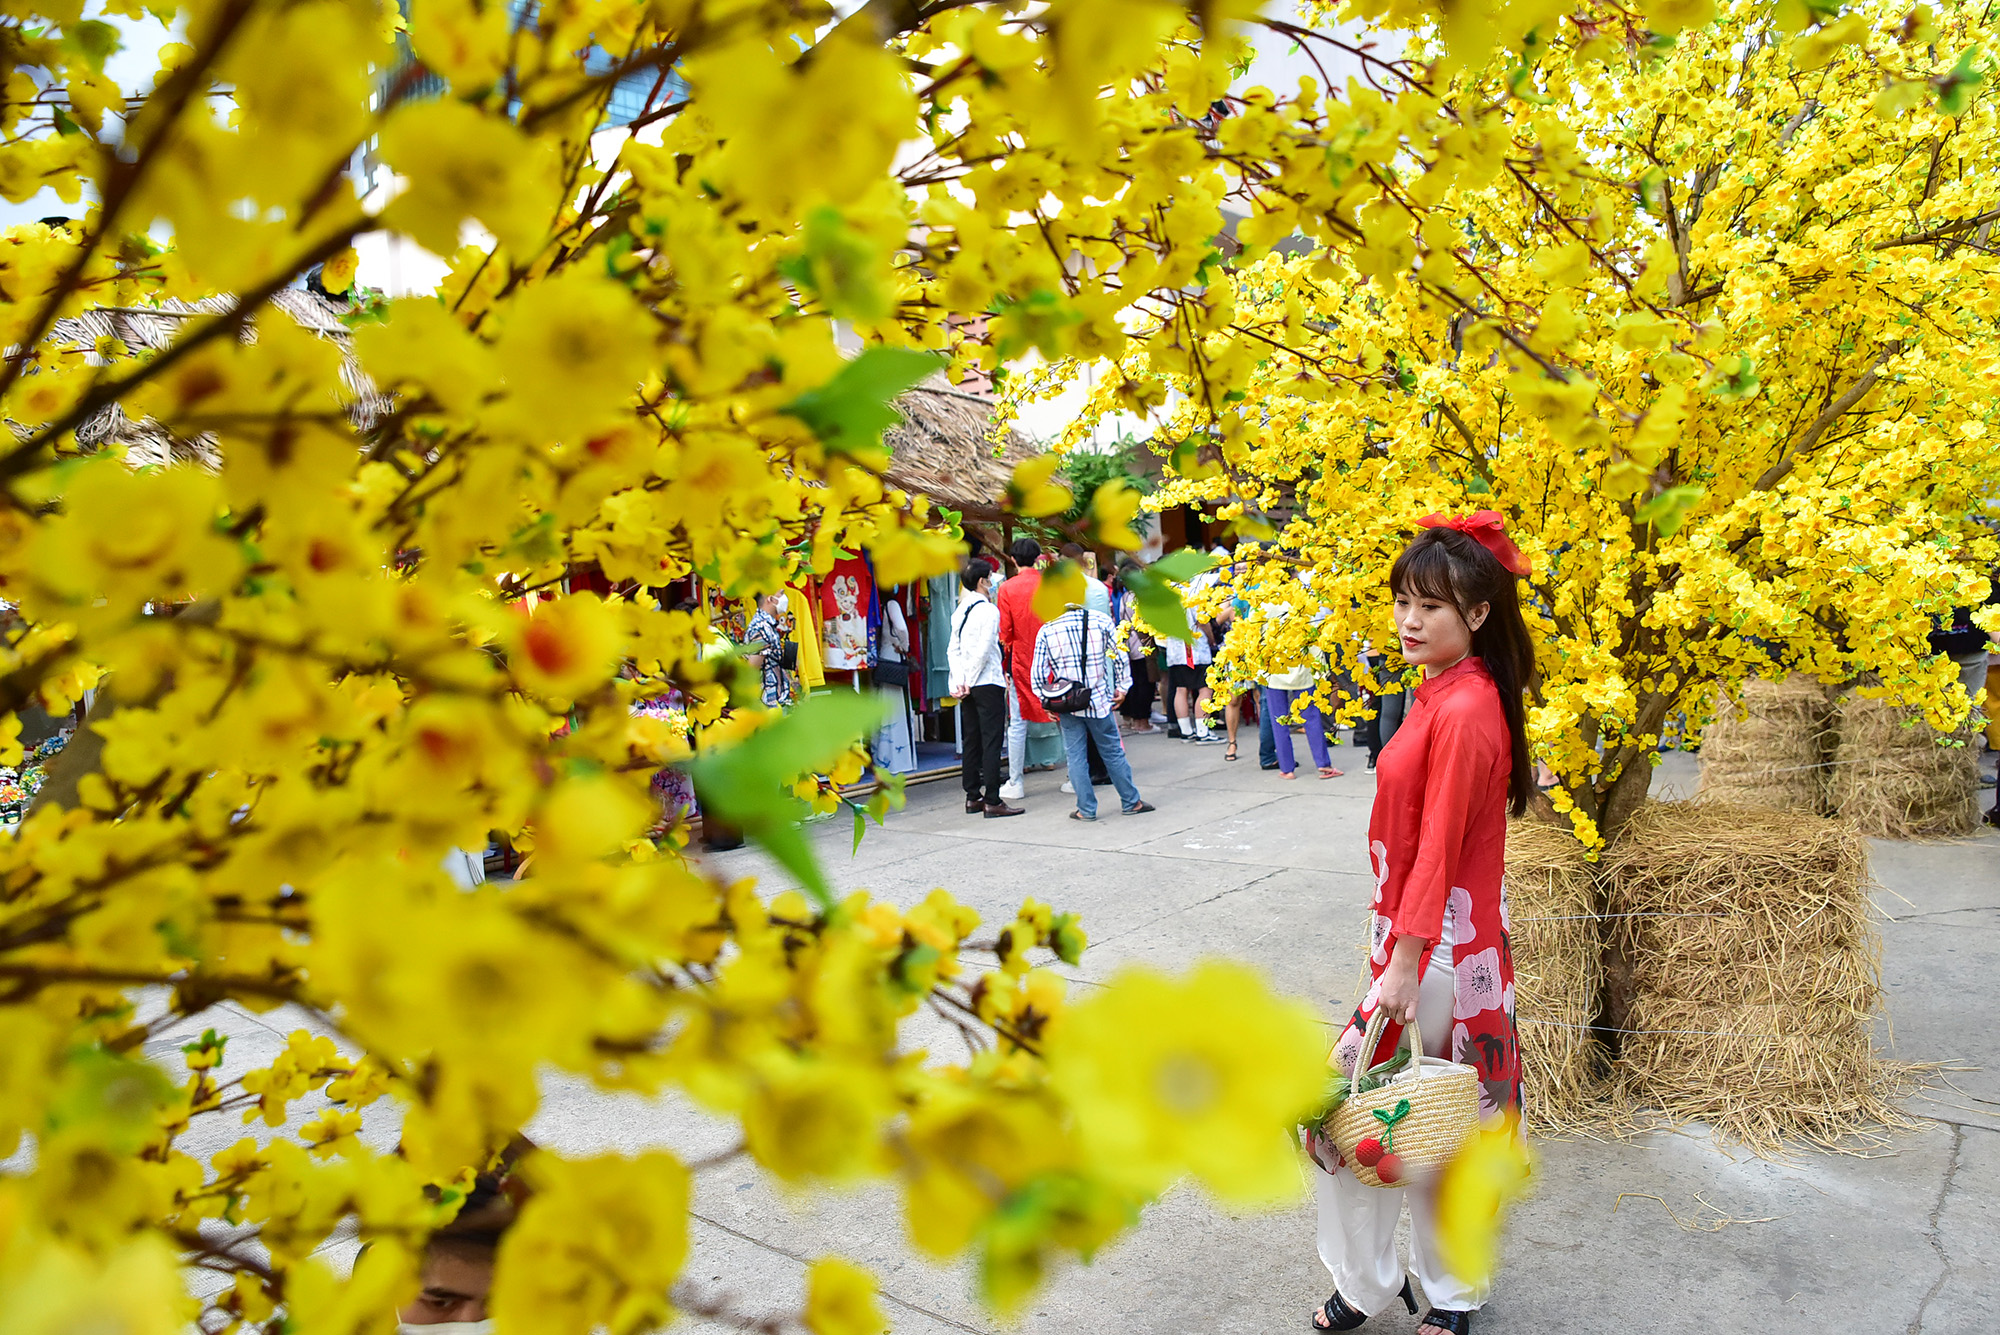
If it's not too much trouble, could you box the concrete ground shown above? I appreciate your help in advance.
[589,725,1998,1335]
[156,722,1998,1332]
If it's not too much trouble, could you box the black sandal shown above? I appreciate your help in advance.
[1310,1279,1415,1330]
[1419,1311,1471,1334]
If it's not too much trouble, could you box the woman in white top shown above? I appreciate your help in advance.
[872,594,916,773]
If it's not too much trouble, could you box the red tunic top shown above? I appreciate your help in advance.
[1335,656,1522,1129]
[995,571,1053,724]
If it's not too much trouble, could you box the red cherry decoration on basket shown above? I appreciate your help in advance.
[1353,1138,1384,1168]
[1374,1153,1405,1185]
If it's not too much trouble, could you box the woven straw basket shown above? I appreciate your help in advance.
[1326,1009,1481,1189]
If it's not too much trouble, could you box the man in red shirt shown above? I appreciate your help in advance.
[995,538,1051,799]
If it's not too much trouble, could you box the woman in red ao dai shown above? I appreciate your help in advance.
[1308,516,1538,1335]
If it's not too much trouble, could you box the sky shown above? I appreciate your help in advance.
[6,3,1394,448]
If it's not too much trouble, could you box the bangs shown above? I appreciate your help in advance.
[1389,537,1465,609]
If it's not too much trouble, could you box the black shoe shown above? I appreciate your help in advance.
[1311,1279,1415,1330]
[1366,754,1378,771]
[1419,1311,1471,1334]
[984,802,1025,818]
[1259,761,1279,771]
[1124,800,1155,814]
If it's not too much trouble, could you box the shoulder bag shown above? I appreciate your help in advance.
[1037,613,1096,715]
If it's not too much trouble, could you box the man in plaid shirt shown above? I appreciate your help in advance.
[1031,602,1154,821]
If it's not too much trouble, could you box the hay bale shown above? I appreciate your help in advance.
[1829,688,1980,839]
[1504,819,1608,1131]
[1695,675,1833,814]
[1599,801,1899,1149]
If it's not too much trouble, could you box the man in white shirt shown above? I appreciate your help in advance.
[947,558,1023,818]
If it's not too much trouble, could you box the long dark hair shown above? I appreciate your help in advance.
[1389,527,1538,816]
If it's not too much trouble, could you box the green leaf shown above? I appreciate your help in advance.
[45,1046,175,1154]
[684,692,891,910]
[783,207,890,322]
[781,347,943,466]
[990,289,1082,360]
[63,18,120,73]
[1121,549,1214,639]
[1634,484,1706,537]
[852,803,866,856]
[1937,47,1986,117]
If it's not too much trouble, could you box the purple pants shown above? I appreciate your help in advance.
[1264,687,1331,774]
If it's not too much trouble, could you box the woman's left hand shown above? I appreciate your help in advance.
[1375,935,1425,1025]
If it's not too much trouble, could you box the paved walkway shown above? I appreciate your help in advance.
[158,723,1999,1332]
[585,726,1999,1335]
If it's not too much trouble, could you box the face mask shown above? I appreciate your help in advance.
[397,1322,493,1335]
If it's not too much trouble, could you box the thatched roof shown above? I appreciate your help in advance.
[53,289,384,468]
[882,380,1038,513]
[44,296,1040,512]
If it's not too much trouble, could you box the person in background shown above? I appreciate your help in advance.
[396,1173,518,1331]
[742,590,794,709]
[1032,599,1154,821]
[996,537,1051,802]
[872,587,916,773]
[1259,598,1340,780]
[1161,603,1218,743]
[1061,541,1113,617]
[1058,542,1115,792]
[1112,562,1159,733]
[948,558,1023,818]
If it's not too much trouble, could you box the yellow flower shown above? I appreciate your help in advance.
[803,1257,887,1335]
[317,246,357,295]
[741,1056,891,1184]
[1434,1117,1534,1285]
[1047,962,1326,1204]
[506,592,624,703]
[493,1153,689,1335]
[378,99,559,256]
[490,268,660,445]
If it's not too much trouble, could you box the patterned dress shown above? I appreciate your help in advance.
[1336,655,1521,1122]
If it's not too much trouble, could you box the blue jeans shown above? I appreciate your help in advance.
[1058,713,1143,817]
[1259,702,1277,767]
[1264,687,1331,774]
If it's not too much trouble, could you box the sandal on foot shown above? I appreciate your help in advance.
[1419,1311,1470,1334]
[1319,766,1344,779]
[1309,1279,1416,1331]
[1068,810,1096,822]
[1225,743,1238,761]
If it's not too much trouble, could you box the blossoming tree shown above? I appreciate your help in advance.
[0,0,1968,1327]
[1089,0,2000,846]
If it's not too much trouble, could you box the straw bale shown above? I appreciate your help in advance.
[1695,674,1833,814]
[1829,688,1980,839]
[1504,818,1609,1131]
[1598,801,1901,1149]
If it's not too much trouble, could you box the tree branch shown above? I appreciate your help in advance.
[1873,205,2000,251]
[1749,345,1897,492]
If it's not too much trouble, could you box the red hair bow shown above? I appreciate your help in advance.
[1417,510,1531,578]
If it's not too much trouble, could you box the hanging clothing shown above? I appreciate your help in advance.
[925,573,957,702]
[820,556,876,671]
[782,586,824,690]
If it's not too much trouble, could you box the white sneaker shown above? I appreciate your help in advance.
[1060,780,1075,794]
[999,780,1025,802]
